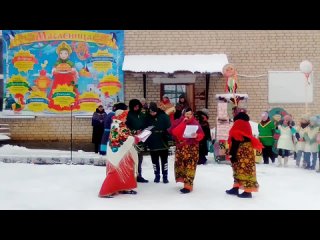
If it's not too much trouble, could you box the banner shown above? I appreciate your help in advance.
[2,30,124,114]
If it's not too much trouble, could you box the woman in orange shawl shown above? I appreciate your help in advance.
[159,95,175,123]
[226,112,263,198]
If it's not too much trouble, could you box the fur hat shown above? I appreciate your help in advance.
[128,99,142,111]
[149,102,158,113]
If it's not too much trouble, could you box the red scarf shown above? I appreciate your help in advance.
[162,99,170,104]
[228,120,263,151]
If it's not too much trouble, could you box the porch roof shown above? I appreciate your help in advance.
[122,54,228,74]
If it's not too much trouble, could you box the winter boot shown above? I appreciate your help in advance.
[180,188,191,194]
[137,176,149,183]
[119,190,137,194]
[277,158,283,167]
[237,192,252,198]
[154,175,160,183]
[284,157,289,167]
[225,187,239,195]
[304,159,311,169]
[163,175,169,184]
[302,160,307,168]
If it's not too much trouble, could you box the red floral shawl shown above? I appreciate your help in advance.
[228,119,263,151]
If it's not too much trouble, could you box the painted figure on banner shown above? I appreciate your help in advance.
[48,41,80,111]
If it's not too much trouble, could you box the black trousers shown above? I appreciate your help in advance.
[262,145,275,164]
[94,143,100,154]
[278,149,290,158]
[138,152,143,177]
[150,149,169,177]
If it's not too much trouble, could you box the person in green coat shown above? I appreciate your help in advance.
[258,111,276,164]
[145,102,171,183]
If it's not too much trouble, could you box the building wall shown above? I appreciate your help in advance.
[1,116,92,141]
[125,30,320,127]
[3,30,320,141]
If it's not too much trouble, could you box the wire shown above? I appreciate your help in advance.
[237,74,267,78]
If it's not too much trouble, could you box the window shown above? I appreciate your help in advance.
[161,84,195,110]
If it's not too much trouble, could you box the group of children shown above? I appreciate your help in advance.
[258,111,320,171]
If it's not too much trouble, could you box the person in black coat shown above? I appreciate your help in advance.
[174,94,189,120]
[195,110,212,164]
[145,102,171,183]
[92,105,107,153]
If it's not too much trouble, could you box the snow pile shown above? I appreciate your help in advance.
[0,145,105,165]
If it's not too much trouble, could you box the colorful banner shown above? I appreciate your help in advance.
[2,30,124,114]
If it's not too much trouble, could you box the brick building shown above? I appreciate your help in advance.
[1,30,320,148]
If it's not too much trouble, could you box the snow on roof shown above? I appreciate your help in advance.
[122,54,229,73]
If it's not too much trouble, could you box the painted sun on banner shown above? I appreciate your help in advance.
[2,30,124,114]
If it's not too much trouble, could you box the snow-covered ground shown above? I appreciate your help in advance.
[0,145,320,210]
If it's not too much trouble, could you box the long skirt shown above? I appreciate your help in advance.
[175,144,199,191]
[231,142,259,192]
[48,71,80,111]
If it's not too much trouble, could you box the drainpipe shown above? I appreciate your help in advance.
[205,74,210,109]
[143,73,147,99]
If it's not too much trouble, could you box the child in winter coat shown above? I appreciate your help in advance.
[317,131,320,172]
[295,115,310,167]
[303,117,319,170]
[276,115,296,167]
[258,111,276,164]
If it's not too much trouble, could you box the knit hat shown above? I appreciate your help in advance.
[140,98,146,103]
[261,111,269,121]
[113,102,128,112]
[201,108,209,115]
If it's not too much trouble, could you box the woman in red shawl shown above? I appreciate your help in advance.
[168,108,205,193]
[98,107,140,198]
[226,111,263,198]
